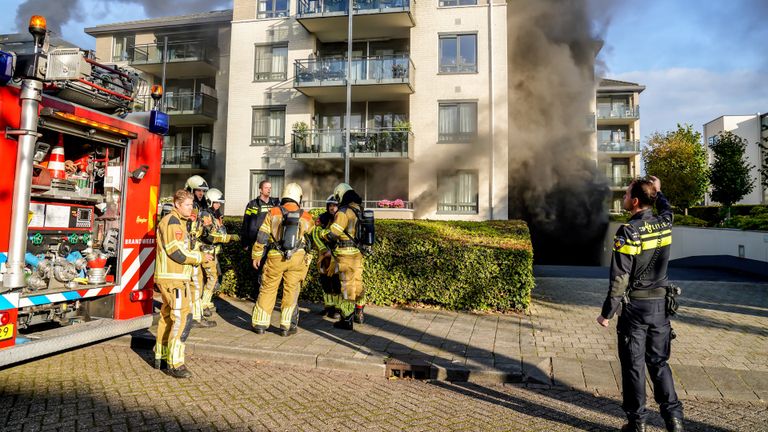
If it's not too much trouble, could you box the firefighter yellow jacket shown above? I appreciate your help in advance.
[155,208,203,281]
[251,202,315,260]
[321,203,361,256]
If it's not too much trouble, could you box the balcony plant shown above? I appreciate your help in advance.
[292,121,310,151]
[391,120,411,152]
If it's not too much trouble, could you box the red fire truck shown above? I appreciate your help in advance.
[0,16,168,367]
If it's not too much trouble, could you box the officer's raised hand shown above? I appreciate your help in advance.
[596,315,610,327]
[648,175,661,192]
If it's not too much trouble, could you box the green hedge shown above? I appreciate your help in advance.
[217,217,534,312]
[722,206,768,231]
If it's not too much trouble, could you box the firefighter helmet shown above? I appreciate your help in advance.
[185,175,209,192]
[205,188,225,207]
[281,183,303,204]
[326,194,338,205]
[333,183,353,203]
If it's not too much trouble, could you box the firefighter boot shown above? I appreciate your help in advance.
[354,305,365,324]
[165,365,192,379]
[620,421,646,432]
[203,308,213,318]
[154,359,168,370]
[252,325,267,335]
[333,313,354,330]
[665,418,684,432]
[280,326,298,337]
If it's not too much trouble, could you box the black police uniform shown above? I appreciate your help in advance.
[241,196,279,294]
[600,191,683,426]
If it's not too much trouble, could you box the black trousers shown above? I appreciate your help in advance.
[617,299,683,422]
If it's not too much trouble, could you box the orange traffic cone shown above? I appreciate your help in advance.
[49,134,67,180]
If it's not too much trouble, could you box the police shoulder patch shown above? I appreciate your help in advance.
[613,236,626,251]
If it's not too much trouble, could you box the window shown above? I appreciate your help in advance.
[254,44,288,81]
[252,106,286,146]
[439,34,477,73]
[439,0,477,6]
[438,102,477,143]
[250,170,285,200]
[258,0,289,18]
[438,170,478,214]
[112,35,135,62]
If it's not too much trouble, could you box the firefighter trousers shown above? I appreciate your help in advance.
[617,299,684,423]
[201,257,219,310]
[192,265,204,321]
[155,280,193,369]
[252,250,310,330]
[327,252,364,318]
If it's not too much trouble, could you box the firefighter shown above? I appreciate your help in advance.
[320,183,365,330]
[250,183,314,336]
[241,180,280,297]
[184,175,216,328]
[311,195,341,318]
[154,189,213,378]
[198,188,240,316]
[596,176,684,432]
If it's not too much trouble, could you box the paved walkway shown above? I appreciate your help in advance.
[112,273,768,403]
[6,344,768,431]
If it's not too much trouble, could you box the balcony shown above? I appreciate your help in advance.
[165,93,218,125]
[598,140,640,154]
[161,146,214,172]
[128,41,218,78]
[596,105,640,125]
[606,174,633,189]
[292,128,411,160]
[296,0,414,42]
[294,55,414,103]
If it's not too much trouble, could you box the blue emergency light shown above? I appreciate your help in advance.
[0,50,15,85]
[149,110,169,135]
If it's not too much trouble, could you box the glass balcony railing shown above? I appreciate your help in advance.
[295,55,414,87]
[161,146,214,169]
[304,199,413,209]
[128,41,217,66]
[298,0,412,17]
[606,175,633,188]
[598,140,640,153]
[597,105,640,120]
[292,128,411,157]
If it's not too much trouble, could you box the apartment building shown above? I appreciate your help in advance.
[225,0,509,219]
[595,78,645,212]
[703,113,767,205]
[85,11,232,198]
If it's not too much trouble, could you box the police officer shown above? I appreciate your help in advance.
[154,189,213,378]
[596,176,684,432]
[312,195,341,318]
[241,180,280,296]
[320,183,365,330]
[184,175,216,328]
[198,188,240,317]
[250,183,314,336]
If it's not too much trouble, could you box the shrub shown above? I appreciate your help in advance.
[217,218,534,312]
[723,206,768,231]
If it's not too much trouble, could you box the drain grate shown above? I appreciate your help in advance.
[385,356,431,380]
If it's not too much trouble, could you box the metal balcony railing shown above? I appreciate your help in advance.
[304,199,413,209]
[294,55,414,87]
[164,93,218,118]
[597,105,640,120]
[606,175,633,188]
[598,140,640,153]
[298,0,412,17]
[292,127,411,156]
[128,40,217,66]
[162,146,215,169]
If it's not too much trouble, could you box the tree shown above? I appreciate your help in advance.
[642,124,709,215]
[708,131,755,219]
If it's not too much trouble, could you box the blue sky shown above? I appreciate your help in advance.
[2,0,767,152]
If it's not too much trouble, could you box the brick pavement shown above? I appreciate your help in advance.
[108,276,768,402]
[2,344,767,432]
